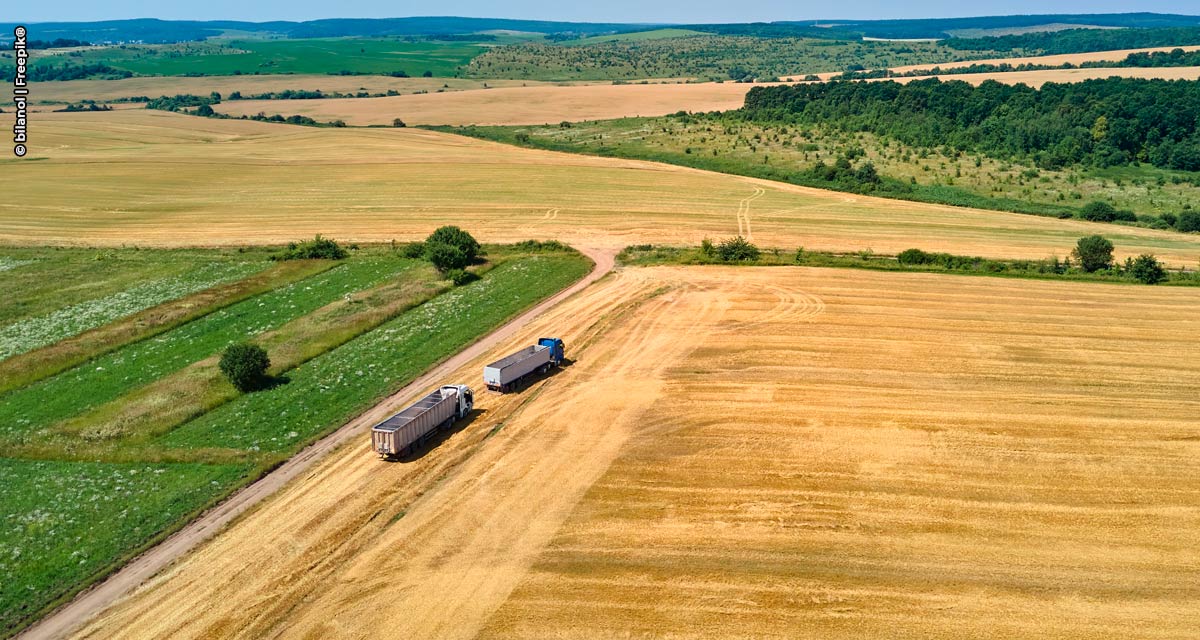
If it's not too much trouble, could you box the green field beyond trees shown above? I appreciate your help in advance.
[0,243,591,637]
[18,37,497,78]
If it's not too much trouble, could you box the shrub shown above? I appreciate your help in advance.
[1072,235,1114,272]
[897,248,933,265]
[272,235,348,261]
[219,343,270,392]
[1128,254,1168,284]
[445,268,479,286]
[426,226,482,263]
[424,241,469,272]
[716,236,760,262]
[512,239,570,252]
[1080,201,1117,222]
[1177,210,1200,232]
[400,241,425,258]
[700,238,714,257]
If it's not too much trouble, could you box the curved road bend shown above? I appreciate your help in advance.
[19,247,616,640]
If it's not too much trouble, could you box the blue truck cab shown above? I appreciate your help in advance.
[538,337,565,365]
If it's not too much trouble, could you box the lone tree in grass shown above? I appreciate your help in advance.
[219,343,270,392]
[1073,235,1114,273]
[1128,254,1168,284]
[424,226,482,272]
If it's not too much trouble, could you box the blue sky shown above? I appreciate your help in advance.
[7,1,1193,23]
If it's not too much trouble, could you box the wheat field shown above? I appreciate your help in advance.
[7,110,1200,267]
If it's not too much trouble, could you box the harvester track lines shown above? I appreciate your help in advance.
[735,186,765,239]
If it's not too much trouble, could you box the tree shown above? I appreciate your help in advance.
[1177,210,1200,233]
[1073,235,1114,272]
[219,343,270,392]
[195,104,215,117]
[392,118,407,128]
[1128,254,1167,284]
[424,241,469,272]
[716,236,760,262]
[425,226,481,263]
[1080,201,1117,222]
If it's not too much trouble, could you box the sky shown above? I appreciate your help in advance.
[7,1,1195,24]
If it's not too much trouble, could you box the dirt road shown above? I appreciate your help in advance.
[18,248,614,640]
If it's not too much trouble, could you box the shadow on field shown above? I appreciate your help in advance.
[392,408,488,463]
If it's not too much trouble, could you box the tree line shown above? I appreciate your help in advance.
[839,47,1200,79]
[743,77,1200,171]
[944,26,1200,54]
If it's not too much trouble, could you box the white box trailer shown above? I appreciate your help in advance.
[484,338,565,392]
[371,385,473,458]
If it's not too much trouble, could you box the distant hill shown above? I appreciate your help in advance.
[689,13,1200,40]
[2,13,1199,46]
[0,16,656,44]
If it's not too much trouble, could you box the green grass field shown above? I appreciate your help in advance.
[0,243,591,638]
[0,459,252,635]
[30,37,492,77]
[0,247,270,358]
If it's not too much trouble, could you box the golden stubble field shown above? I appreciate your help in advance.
[7,110,1200,267]
[790,45,1200,80]
[74,265,1200,639]
[211,81,770,125]
[5,76,582,106]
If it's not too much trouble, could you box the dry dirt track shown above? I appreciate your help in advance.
[72,266,1200,639]
[19,248,613,640]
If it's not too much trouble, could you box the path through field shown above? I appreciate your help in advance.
[72,266,1200,639]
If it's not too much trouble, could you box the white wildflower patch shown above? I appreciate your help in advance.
[0,258,34,273]
[0,261,260,361]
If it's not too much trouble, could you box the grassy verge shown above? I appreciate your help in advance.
[619,244,1200,287]
[0,259,336,395]
[0,244,591,638]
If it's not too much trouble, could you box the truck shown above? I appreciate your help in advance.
[483,337,565,392]
[371,384,474,459]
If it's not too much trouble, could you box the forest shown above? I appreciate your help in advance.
[743,77,1200,171]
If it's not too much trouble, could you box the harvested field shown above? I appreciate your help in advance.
[790,45,1200,80]
[75,265,1200,639]
[9,76,574,107]
[212,81,772,126]
[7,110,1200,267]
[892,65,1200,87]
